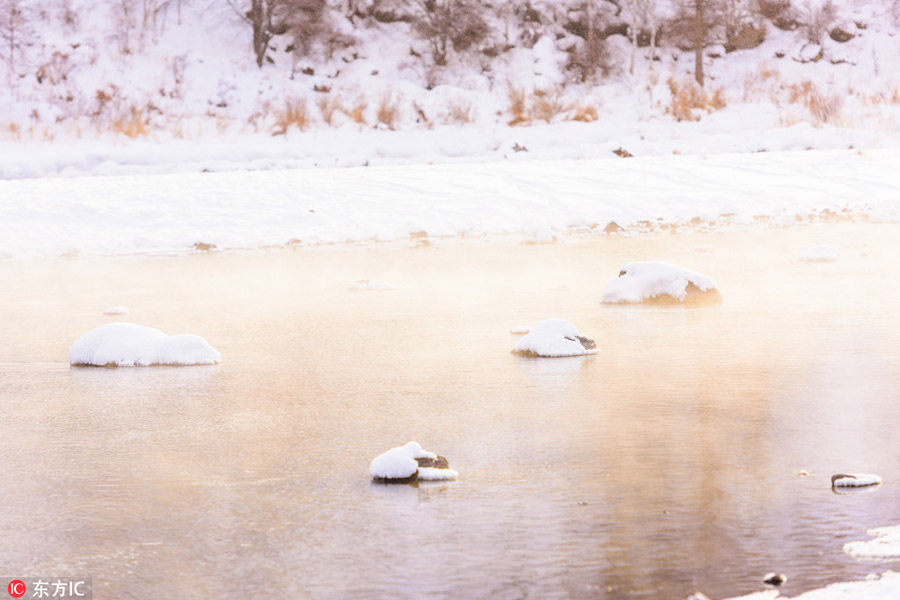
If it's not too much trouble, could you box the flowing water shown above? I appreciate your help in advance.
[1,223,899,599]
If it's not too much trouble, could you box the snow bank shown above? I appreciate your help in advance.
[69,322,221,367]
[370,441,457,482]
[103,306,129,315]
[601,261,721,305]
[349,280,397,291]
[723,573,900,600]
[788,572,900,599]
[832,473,883,487]
[513,318,597,358]
[844,526,900,560]
[800,245,840,262]
[2,149,899,260]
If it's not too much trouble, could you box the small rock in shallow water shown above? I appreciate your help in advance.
[764,573,787,586]
[370,442,458,483]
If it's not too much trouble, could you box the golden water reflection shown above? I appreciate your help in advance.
[1,223,899,599]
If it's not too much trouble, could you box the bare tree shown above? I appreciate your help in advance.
[627,0,658,74]
[0,0,26,79]
[411,0,491,67]
[228,0,337,68]
[671,0,724,86]
[566,1,617,83]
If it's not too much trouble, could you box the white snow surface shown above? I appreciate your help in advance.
[724,573,900,600]
[369,441,438,481]
[601,261,717,304]
[800,245,841,262]
[513,318,597,358]
[417,467,459,481]
[844,525,900,560]
[69,322,221,367]
[2,149,899,260]
[833,473,883,487]
[103,306,129,315]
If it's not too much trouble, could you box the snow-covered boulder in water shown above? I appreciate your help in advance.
[513,318,597,358]
[370,441,458,483]
[69,322,221,367]
[601,261,722,305]
[831,473,882,487]
[800,244,839,262]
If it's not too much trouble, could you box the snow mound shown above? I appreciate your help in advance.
[349,280,397,291]
[509,326,531,335]
[417,466,460,481]
[844,526,900,560]
[370,441,457,482]
[103,306,129,315]
[786,571,900,599]
[601,261,722,305]
[513,318,597,358]
[69,322,221,367]
[832,473,883,487]
[800,245,840,262]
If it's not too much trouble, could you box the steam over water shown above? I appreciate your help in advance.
[1,223,899,599]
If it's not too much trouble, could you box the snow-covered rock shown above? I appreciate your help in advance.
[369,441,458,482]
[601,261,722,305]
[513,318,597,358]
[831,473,883,487]
[844,525,900,560]
[509,326,531,335]
[69,322,221,367]
[800,245,840,262]
[349,280,397,291]
[103,306,129,315]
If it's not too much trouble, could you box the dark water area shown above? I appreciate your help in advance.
[1,223,899,599]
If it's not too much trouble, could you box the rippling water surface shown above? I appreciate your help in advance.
[1,223,899,599]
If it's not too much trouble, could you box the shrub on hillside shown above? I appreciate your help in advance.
[411,0,492,66]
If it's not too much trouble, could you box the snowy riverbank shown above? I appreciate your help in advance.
[2,147,899,260]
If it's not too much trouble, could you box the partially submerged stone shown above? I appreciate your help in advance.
[601,261,722,306]
[513,318,597,358]
[370,442,458,483]
[831,473,883,487]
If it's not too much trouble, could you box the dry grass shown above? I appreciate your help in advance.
[340,99,367,125]
[318,95,342,126]
[446,99,475,125]
[507,86,529,126]
[786,80,843,126]
[667,78,727,122]
[272,99,311,135]
[570,103,599,122]
[5,122,21,141]
[858,87,900,107]
[376,92,401,130]
[111,106,149,138]
[508,86,582,126]
[532,88,570,123]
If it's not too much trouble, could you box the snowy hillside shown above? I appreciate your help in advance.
[3,0,900,176]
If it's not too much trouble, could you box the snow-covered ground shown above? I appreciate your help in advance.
[2,147,898,260]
